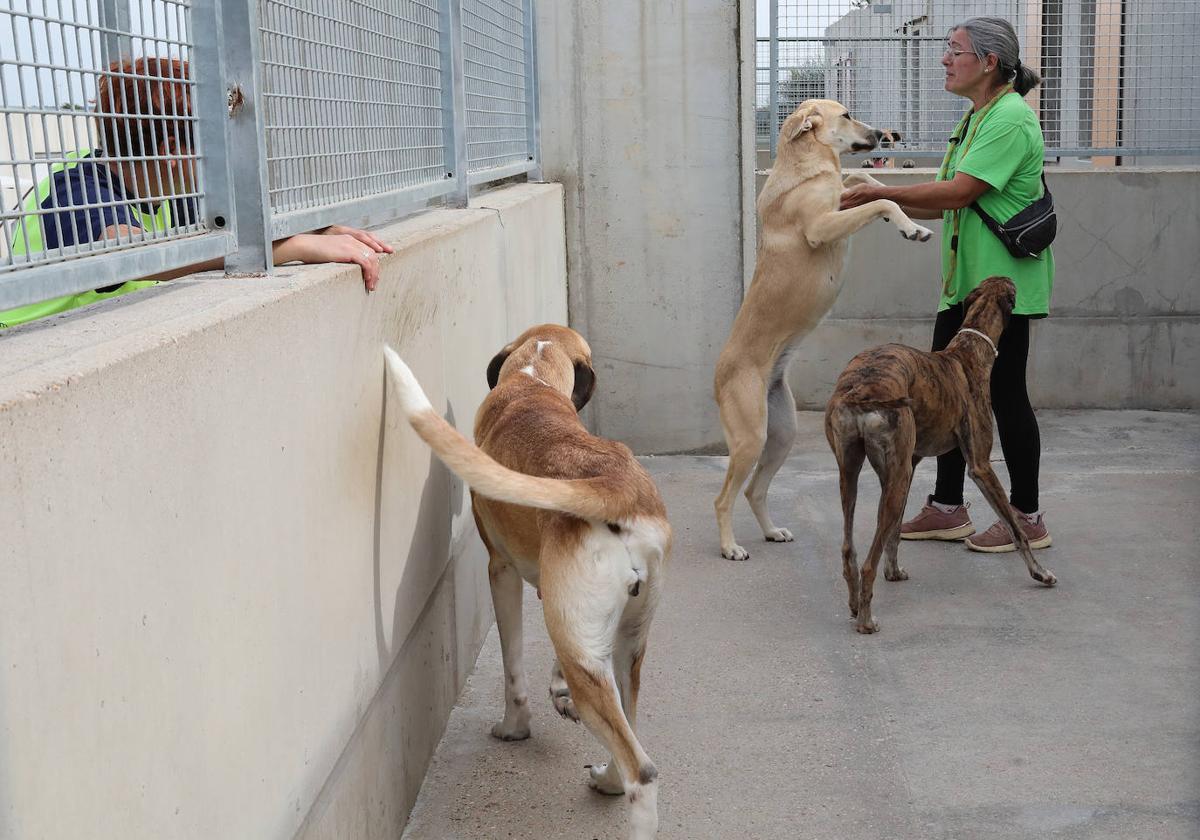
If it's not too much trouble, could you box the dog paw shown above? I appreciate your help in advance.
[587,762,625,795]
[722,543,750,561]
[1033,568,1058,587]
[490,720,531,741]
[854,617,880,634]
[764,527,794,543]
[550,686,579,722]
[885,566,909,582]
[901,225,933,242]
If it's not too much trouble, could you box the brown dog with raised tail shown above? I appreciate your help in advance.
[384,325,669,839]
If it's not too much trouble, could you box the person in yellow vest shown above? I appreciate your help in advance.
[1,56,392,329]
[839,17,1055,552]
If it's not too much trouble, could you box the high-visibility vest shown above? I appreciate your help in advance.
[0,149,167,329]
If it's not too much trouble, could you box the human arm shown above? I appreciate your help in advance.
[100,222,395,289]
[272,224,394,291]
[839,171,991,218]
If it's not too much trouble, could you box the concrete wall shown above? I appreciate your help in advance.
[536,0,757,454]
[0,183,567,840]
[766,168,1200,410]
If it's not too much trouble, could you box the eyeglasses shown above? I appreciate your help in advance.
[943,46,978,60]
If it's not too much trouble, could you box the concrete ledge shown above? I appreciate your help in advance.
[0,182,567,839]
[788,315,1200,410]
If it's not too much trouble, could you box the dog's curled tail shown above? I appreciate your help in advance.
[384,345,635,522]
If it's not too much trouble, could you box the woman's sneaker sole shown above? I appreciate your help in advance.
[965,534,1053,553]
[899,523,976,541]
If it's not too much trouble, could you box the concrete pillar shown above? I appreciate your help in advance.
[536,0,756,453]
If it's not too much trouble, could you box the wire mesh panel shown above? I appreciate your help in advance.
[461,0,531,176]
[0,0,209,275]
[259,0,449,220]
[758,0,1200,161]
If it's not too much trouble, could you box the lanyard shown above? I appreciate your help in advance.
[939,83,1013,297]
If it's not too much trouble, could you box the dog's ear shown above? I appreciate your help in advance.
[1001,283,1017,316]
[571,361,596,411]
[963,286,984,313]
[784,109,821,142]
[486,348,511,389]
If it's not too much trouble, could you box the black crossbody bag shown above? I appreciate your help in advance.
[969,173,1057,259]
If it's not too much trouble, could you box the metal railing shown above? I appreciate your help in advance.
[758,0,1200,163]
[0,0,540,312]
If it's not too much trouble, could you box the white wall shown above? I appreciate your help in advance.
[0,183,567,840]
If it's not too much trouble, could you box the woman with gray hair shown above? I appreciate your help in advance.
[840,16,1055,553]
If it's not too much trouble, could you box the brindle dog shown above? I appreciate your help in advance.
[824,276,1057,634]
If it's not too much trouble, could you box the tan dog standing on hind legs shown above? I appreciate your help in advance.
[824,277,1057,635]
[714,99,934,560]
[384,325,669,840]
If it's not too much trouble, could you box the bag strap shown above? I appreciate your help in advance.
[969,172,1051,239]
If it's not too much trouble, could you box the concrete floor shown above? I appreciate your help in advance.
[401,410,1200,840]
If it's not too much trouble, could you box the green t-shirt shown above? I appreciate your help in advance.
[938,92,1054,316]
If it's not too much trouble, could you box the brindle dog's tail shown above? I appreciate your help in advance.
[840,391,912,411]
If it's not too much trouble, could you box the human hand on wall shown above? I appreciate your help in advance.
[274,225,395,291]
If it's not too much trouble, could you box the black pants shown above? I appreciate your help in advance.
[929,303,1041,513]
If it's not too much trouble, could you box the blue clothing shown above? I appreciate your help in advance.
[33,152,141,250]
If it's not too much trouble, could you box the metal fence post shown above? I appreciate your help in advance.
[439,0,470,208]
[220,0,273,273]
[98,0,132,67]
[523,0,542,181]
[768,0,779,160]
[190,0,235,248]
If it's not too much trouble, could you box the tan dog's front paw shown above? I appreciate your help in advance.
[491,720,531,741]
[587,762,625,795]
[721,543,750,561]
[900,224,933,242]
[764,527,794,543]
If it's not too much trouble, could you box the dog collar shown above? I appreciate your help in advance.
[956,328,999,357]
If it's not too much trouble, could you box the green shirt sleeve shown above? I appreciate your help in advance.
[956,118,1025,193]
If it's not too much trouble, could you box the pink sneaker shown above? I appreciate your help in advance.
[966,509,1053,553]
[900,496,975,541]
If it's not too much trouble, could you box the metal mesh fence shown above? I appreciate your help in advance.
[1,0,206,273]
[462,0,531,176]
[757,0,1200,161]
[0,0,541,317]
[259,0,448,218]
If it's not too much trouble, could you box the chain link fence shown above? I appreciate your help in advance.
[758,0,1200,164]
[0,0,540,314]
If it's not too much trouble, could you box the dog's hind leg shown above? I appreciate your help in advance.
[882,416,918,583]
[547,638,659,837]
[959,424,1057,587]
[745,372,799,544]
[826,411,866,618]
[715,369,768,561]
[857,413,914,633]
[488,556,532,740]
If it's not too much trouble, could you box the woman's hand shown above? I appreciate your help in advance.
[273,225,395,292]
[839,184,879,210]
